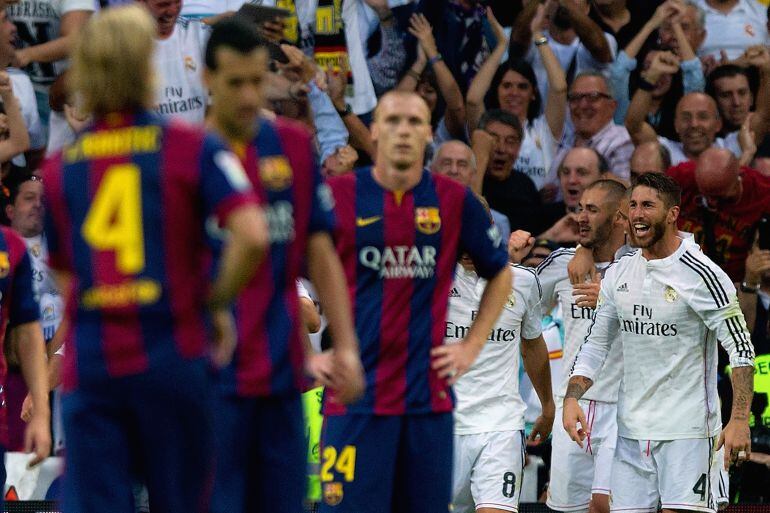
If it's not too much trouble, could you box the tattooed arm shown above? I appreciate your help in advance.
[719,366,754,469]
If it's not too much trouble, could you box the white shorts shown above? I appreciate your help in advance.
[548,400,617,512]
[452,430,525,513]
[610,436,720,513]
[713,447,729,507]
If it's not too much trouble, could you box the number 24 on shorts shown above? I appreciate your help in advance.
[320,446,357,482]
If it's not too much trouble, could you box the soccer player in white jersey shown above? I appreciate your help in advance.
[447,250,555,513]
[565,172,755,513]
[537,179,629,513]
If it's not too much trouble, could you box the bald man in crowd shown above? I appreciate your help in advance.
[430,140,511,243]
[626,46,770,166]
[630,141,672,182]
[668,147,770,281]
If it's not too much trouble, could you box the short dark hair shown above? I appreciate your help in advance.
[205,17,266,70]
[631,172,681,208]
[478,109,522,139]
[585,178,627,206]
[5,171,40,205]
[706,64,751,98]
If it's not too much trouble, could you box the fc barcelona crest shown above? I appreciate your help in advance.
[259,156,293,191]
[0,252,9,278]
[323,482,344,506]
[415,207,441,235]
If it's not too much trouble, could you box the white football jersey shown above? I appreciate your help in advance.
[153,18,210,125]
[572,237,754,440]
[446,264,543,435]
[24,235,63,342]
[537,247,628,403]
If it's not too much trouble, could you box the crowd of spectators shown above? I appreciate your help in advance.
[0,0,769,504]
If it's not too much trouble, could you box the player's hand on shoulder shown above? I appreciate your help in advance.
[568,246,597,285]
[209,309,238,369]
[562,397,588,449]
[572,274,601,309]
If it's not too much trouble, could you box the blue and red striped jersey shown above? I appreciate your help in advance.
[42,110,256,391]
[216,117,334,398]
[0,226,40,445]
[325,168,508,415]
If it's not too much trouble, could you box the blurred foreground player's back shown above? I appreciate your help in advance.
[41,6,268,513]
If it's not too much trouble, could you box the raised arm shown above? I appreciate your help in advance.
[14,9,92,67]
[0,73,30,163]
[510,0,541,54]
[327,70,376,159]
[408,14,466,139]
[744,46,770,143]
[466,8,508,132]
[397,47,428,92]
[533,4,567,140]
[559,0,612,63]
[625,52,680,145]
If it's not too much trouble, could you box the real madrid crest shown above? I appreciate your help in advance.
[664,285,678,303]
[505,291,516,308]
[415,207,441,235]
[30,244,40,258]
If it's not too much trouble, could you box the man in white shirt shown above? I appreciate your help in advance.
[138,0,210,125]
[447,255,554,513]
[565,172,755,513]
[537,179,629,513]
[696,0,770,61]
[8,0,93,121]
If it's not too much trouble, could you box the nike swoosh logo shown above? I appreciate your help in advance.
[356,216,382,227]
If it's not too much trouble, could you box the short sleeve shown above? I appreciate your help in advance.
[9,251,40,327]
[199,134,258,225]
[61,0,95,13]
[459,189,508,280]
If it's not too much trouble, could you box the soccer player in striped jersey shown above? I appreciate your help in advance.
[41,7,268,513]
[202,18,364,513]
[319,90,511,513]
[565,173,755,513]
[536,179,630,513]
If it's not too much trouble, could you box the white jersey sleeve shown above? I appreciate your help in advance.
[517,265,543,341]
[570,262,621,383]
[675,249,755,369]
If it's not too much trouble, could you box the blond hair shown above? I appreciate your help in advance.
[69,4,157,116]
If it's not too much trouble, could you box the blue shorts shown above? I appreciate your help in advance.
[61,359,214,513]
[318,413,453,513]
[211,394,305,513]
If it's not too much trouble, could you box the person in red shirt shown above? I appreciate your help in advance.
[668,147,770,281]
